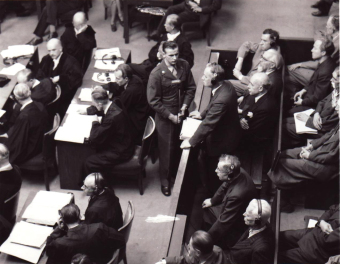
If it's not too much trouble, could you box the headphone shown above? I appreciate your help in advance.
[94,172,99,195]
[254,199,262,226]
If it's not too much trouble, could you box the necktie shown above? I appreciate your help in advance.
[172,67,177,78]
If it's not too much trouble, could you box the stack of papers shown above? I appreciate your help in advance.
[1,45,34,59]
[0,63,26,76]
[78,88,94,102]
[22,191,73,226]
[94,47,121,60]
[0,109,6,118]
[92,72,116,84]
[94,59,124,71]
[67,104,90,114]
[294,109,318,134]
[180,117,202,140]
[308,219,318,228]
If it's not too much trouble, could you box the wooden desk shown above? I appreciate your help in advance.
[123,0,173,43]
[0,192,48,264]
[56,49,131,190]
[0,47,39,110]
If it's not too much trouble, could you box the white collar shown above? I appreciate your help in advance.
[53,52,63,70]
[0,163,13,172]
[248,225,266,238]
[167,31,180,41]
[212,84,222,96]
[74,24,88,35]
[255,92,266,103]
[32,79,40,88]
[20,100,33,111]
[104,101,113,115]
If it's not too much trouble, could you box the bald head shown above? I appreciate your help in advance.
[17,69,34,87]
[14,83,31,101]
[82,173,106,196]
[73,12,87,30]
[259,49,283,71]
[248,72,271,96]
[47,38,62,60]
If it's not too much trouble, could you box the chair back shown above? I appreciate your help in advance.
[138,116,155,166]
[42,114,60,162]
[48,84,62,106]
[3,167,21,224]
[118,201,135,243]
[107,249,120,264]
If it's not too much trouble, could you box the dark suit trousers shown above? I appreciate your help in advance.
[278,229,311,264]
[155,113,181,187]
[156,3,199,35]
[198,149,220,195]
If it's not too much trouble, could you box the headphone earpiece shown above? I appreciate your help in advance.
[254,199,262,226]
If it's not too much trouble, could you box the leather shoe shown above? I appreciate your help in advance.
[118,19,124,27]
[47,32,58,41]
[161,185,171,196]
[26,37,43,46]
[111,23,117,32]
[312,10,327,16]
[311,1,321,8]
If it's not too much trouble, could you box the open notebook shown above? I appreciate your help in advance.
[294,109,318,134]
[180,117,202,140]
[22,191,73,226]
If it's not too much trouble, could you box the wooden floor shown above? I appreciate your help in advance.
[0,0,336,263]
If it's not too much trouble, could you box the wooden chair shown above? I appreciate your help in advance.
[181,14,212,46]
[107,248,120,264]
[111,117,156,195]
[46,84,61,120]
[18,114,61,191]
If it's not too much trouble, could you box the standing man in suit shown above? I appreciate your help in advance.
[46,204,125,264]
[82,173,123,230]
[231,29,281,97]
[83,87,134,178]
[279,204,340,264]
[61,12,97,73]
[36,38,83,117]
[286,38,336,114]
[238,73,277,144]
[152,0,222,40]
[0,84,48,165]
[181,63,241,193]
[147,41,196,196]
[202,155,257,248]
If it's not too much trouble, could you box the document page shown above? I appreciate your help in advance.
[0,63,26,76]
[294,109,318,134]
[180,117,202,140]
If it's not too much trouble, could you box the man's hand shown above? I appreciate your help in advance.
[0,133,8,138]
[240,118,249,129]
[169,113,181,124]
[294,97,303,106]
[202,198,212,208]
[180,139,191,149]
[313,112,322,130]
[51,76,60,83]
[238,107,243,114]
[293,89,306,102]
[233,69,243,80]
[288,63,302,71]
[305,141,314,151]
[299,147,311,159]
[296,113,309,122]
[319,220,334,234]
[77,109,87,115]
[178,104,188,121]
[189,110,202,120]
[237,96,244,105]
[191,5,202,12]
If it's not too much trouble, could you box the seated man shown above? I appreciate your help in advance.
[0,84,48,165]
[27,0,84,45]
[61,12,97,72]
[46,203,125,264]
[279,204,340,264]
[286,37,336,114]
[202,155,257,248]
[238,73,277,144]
[130,14,194,85]
[282,67,339,149]
[235,49,283,100]
[36,38,83,116]
[102,64,150,144]
[82,173,123,230]
[153,0,222,39]
[83,87,135,177]
[231,29,281,97]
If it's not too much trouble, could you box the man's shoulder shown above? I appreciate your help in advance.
[150,63,165,75]
[318,58,336,73]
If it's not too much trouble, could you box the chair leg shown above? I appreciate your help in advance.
[139,171,144,195]
[105,7,108,20]
[206,28,211,46]
[89,0,92,8]
[44,164,50,191]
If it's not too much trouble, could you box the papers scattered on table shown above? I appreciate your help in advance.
[1,45,34,59]
[308,219,318,228]
[79,88,94,102]
[145,215,180,223]
[94,59,124,71]
[55,114,100,144]
[0,109,6,118]
[67,104,90,114]
[94,48,121,60]
[22,191,73,226]
[180,117,202,140]
[10,221,53,248]
[92,72,116,84]
[294,109,318,134]
[0,63,26,76]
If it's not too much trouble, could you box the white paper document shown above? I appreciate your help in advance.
[1,45,34,59]
[0,63,26,76]
[10,221,53,248]
[78,88,94,102]
[67,104,90,114]
[94,47,121,60]
[294,109,318,134]
[22,191,73,226]
[94,59,124,71]
[180,117,202,140]
[92,72,116,84]
[0,109,6,118]
[308,219,318,228]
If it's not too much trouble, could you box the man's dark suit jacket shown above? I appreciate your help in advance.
[103,75,150,133]
[198,0,222,27]
[239,93,277,140]
[88,101,134,157]
[267,70,283,100]
[84,188,123,230]
[0,168,22,214]
[5,102,48,165]
[61,25,97,71]
[208,168,257,244]
[46,223,125,264]
[36,53,83,94]
[228,224,275,264]
[149,33,194,68]
[301,57,336,108]
[189,81,242,157]
[31,78,56,106]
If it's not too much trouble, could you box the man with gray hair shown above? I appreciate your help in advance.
[0,84,48,165]
[202,154,257,248]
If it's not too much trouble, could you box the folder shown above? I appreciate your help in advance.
[180,117,202,140]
